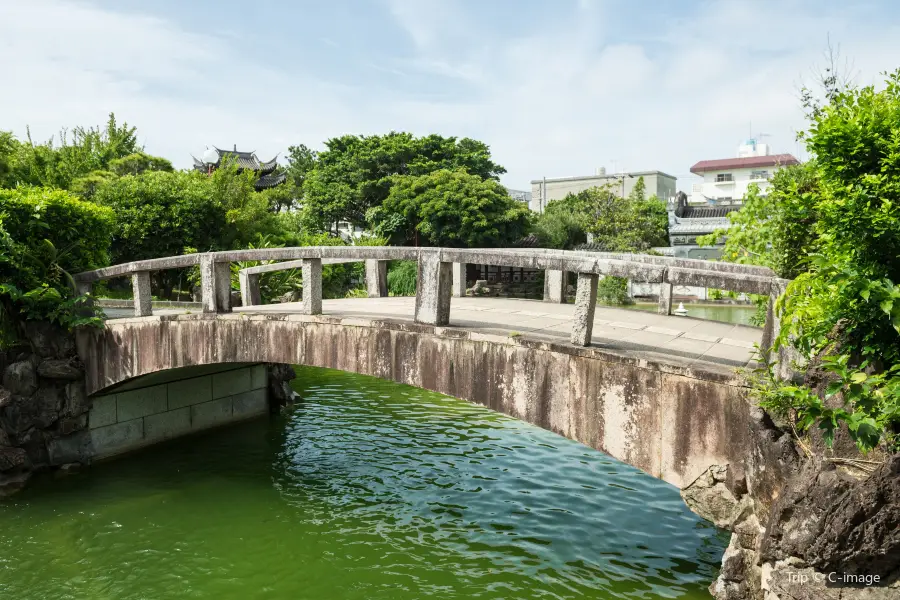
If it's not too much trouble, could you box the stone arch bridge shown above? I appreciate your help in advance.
[73,247,791,489]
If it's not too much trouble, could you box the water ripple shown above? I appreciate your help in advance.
[0,366,725,599]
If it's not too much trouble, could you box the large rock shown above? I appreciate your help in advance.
[0,446,29,472]
[681,464,750,529]
[47,429,91,466]
[36,358,83,381]
[806,455,900,577]
[23,321,75,358]
[268,363,297,413]
[63,381,89,418]
[3,360,37,396]
[17,428,49,469]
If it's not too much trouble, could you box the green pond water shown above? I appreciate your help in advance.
[0,367,726,599]
[624,303,758,327]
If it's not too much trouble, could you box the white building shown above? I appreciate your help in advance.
[689,139,799,205]
[529,169,676,213]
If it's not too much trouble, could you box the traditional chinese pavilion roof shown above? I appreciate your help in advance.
[689,154,799,174]
[192,146,284,191]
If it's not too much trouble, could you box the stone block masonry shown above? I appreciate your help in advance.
[88,364,269,459]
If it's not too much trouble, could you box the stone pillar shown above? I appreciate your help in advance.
[239,271,262,307]
[452,262,466,297]
[764,278,802,382]
[657,280,674,315]
[365,259,388,298]
[571,272,599,347]
[543,269,567,303]
[300,258,322,315]
[215,262,232,313]
[414,251,452,326]
[131,272,152,317]
[200,254,215,313]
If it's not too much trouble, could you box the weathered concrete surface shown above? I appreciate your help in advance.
[571,272,598,346]
[78,312,753,489]
[414,252,452,325]
[132,272,152,317]
[543,269,567,303]
[451,262,466,298]
[365,260,388,298]
[88,363,269,459]
[300,258,322,315]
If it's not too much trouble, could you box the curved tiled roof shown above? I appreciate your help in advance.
[255,172,287,190]
[690,154,799,174]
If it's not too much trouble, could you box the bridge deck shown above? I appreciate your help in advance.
[105,297,760,371]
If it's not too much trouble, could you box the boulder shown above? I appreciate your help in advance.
[681,464,750,529]
[2,361,37,396]
[22,321,75,358]
[63,381,89,418]
[0,446,29,472]
[47,429,91,466]
[37,358,83,381]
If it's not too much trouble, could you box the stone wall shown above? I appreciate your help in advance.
[0,322,91,495]
[88,363,270,459]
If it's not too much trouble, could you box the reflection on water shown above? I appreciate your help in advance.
[0,366,726,599]
[625,302,759,327]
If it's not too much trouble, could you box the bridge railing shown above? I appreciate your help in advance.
[73,247,788,359]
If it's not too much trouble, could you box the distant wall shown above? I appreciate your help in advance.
[88,363,269,459]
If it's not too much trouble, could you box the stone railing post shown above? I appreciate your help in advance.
[200,254,232,313]
[365,259,388,298]
[657,277,673,315]
[543,269,568,303]
[301,258,322,315]
[414,250,452,326]
[571,272,599,346]
[239,271,262,307]
[762,278,801,382]
[132,271,152,317]
[452,262,466,297]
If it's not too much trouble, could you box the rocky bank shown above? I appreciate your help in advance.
[683,405,900,599]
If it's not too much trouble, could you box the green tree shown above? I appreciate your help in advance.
[715,70,900,452]
[1,114,141,190]
[698,164,820,279]
[532,196,588,249]
[300,132,506,232]
[368,169,531,247]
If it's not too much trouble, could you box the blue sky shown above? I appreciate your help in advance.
[2,0,899,191]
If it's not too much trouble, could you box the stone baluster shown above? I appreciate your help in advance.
[414,251,452,326]
[300,258,322,315]
[543,269,568,303]
[452,262,466,297]
[239,271,262,307]
[657,277,674,315]
[365,259,388,298]
[200,254,232,313]
[132,272,152,317]
[762,278,801,382]
[571,272,599,347]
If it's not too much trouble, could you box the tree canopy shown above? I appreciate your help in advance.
[368,169,531,247]
[533,178,668,251]
[709,70,900,452]
[299,132,506,232]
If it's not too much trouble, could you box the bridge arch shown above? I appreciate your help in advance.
[78,312,752,489]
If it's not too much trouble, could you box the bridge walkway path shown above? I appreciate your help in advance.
[106,297,761,372]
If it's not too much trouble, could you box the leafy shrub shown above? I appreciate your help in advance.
[0,187,114,290]
[597,276,631,305]
[387,260,417,296]
[0,187,111,344]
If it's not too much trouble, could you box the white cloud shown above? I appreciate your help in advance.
[2,0,899,194]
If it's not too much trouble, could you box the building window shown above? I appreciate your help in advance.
[715,173,733,182]
[750,170,770,180]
